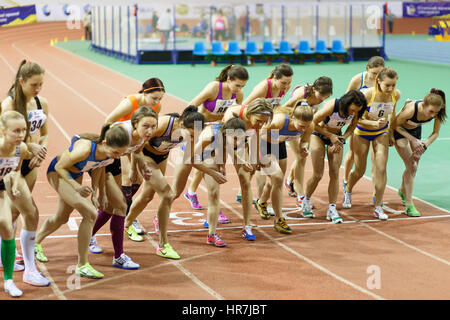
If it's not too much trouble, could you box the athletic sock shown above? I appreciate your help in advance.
[110,215,125,259]
[187,189,197,196]
[20,229,37,273]
[1,239,15,280]
[92,210,112,236]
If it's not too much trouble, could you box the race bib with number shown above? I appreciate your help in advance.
[28,109,47,136]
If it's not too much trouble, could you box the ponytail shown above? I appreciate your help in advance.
[267,63,293,80]
[215,65,249,82]
[8,59,45,140]
[80,124,130,147]
[166,105,205,130]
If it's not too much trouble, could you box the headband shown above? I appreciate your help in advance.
[143,86,164,92]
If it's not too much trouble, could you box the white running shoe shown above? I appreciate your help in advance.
[132,220,144,235]
[23,270,51,287]
[89,236,103,254]
[374,206,388,220]
[4,280,22,297]
[327,206,343,223]
[0,262,25,272]
[342,192,352,209]
[302,198,314,218]
[112,253,140,270]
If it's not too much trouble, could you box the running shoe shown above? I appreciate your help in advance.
[301,198,314,218]
[254,199,270,220]
[23,270,50,287]
[156,243,180,259]
[132,219,145,235]
[374,206,388,220]
[89,236,103,254]
[241,226,256,241]
[274,217,292,234]
[398,190,406,206]
[4,280,22,298]
[218,211,230,224]
[75,263,104,279]
[405,205,421,217]
[206,234,226,247]
[125,225,144,242]
[0,262,25,272]
[296,195,305,210]
[327,206,343,223]
[112,253,140,269]
[236,194,242,203]
[342,192,352,209]
[285,179,297,197]
[15,249,24,265]
[184,191,203,210]
[203,220,209,228]
[34,243,48,262]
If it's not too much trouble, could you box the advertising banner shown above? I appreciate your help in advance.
[0,5,37,27]
[403,2,450,18]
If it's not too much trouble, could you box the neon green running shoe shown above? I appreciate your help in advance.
[125,225,144,242]
[34,243,48,262]
[156,243,180,260]
[398,190,406,206]
[76,263,104,279]
[405,205,421,217]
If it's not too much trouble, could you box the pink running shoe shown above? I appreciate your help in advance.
[184,191,203,210]
[153,216,159,235]
[206,234,226,247]
[217,211,230,224]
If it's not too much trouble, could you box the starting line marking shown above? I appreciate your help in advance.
[38,213,450,240]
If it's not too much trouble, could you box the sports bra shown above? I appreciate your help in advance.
[268,114,303,143]
[203,82,237,115]
[68,136,114,173]
[266,79,285,107]
[148,116,184,153]
[405,100,433,128]
[119,95,160,122]
[28,97,47,136]
[323,99,354,129]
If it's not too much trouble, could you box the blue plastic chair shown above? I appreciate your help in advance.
[315,40,331,54]
[278,40,294,55]
[227,41,242,56]
[245,41,260,55]
[331,40,347,54]
[261,41,278,55]
[193,42,208,56]
[210,41,226,55]
[192,42,208,65]
[298,40,314,54]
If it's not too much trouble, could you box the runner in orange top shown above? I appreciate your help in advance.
[105,77,165,236]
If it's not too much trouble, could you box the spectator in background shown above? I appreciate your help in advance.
[83,10,92,40]
[152,11,159,37]
[227,8,237,40]
[157,8,173,50]
[213,9,228,41]
[238,12,247,41]
[386,10,394,34]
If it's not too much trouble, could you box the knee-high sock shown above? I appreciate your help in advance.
[1,239,15,280]
[20,229,37,273]
[92,210,112,236]
[110,215,125,259]
[123,184,141,216]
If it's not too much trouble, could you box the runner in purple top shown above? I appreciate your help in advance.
[184,65,248,224]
